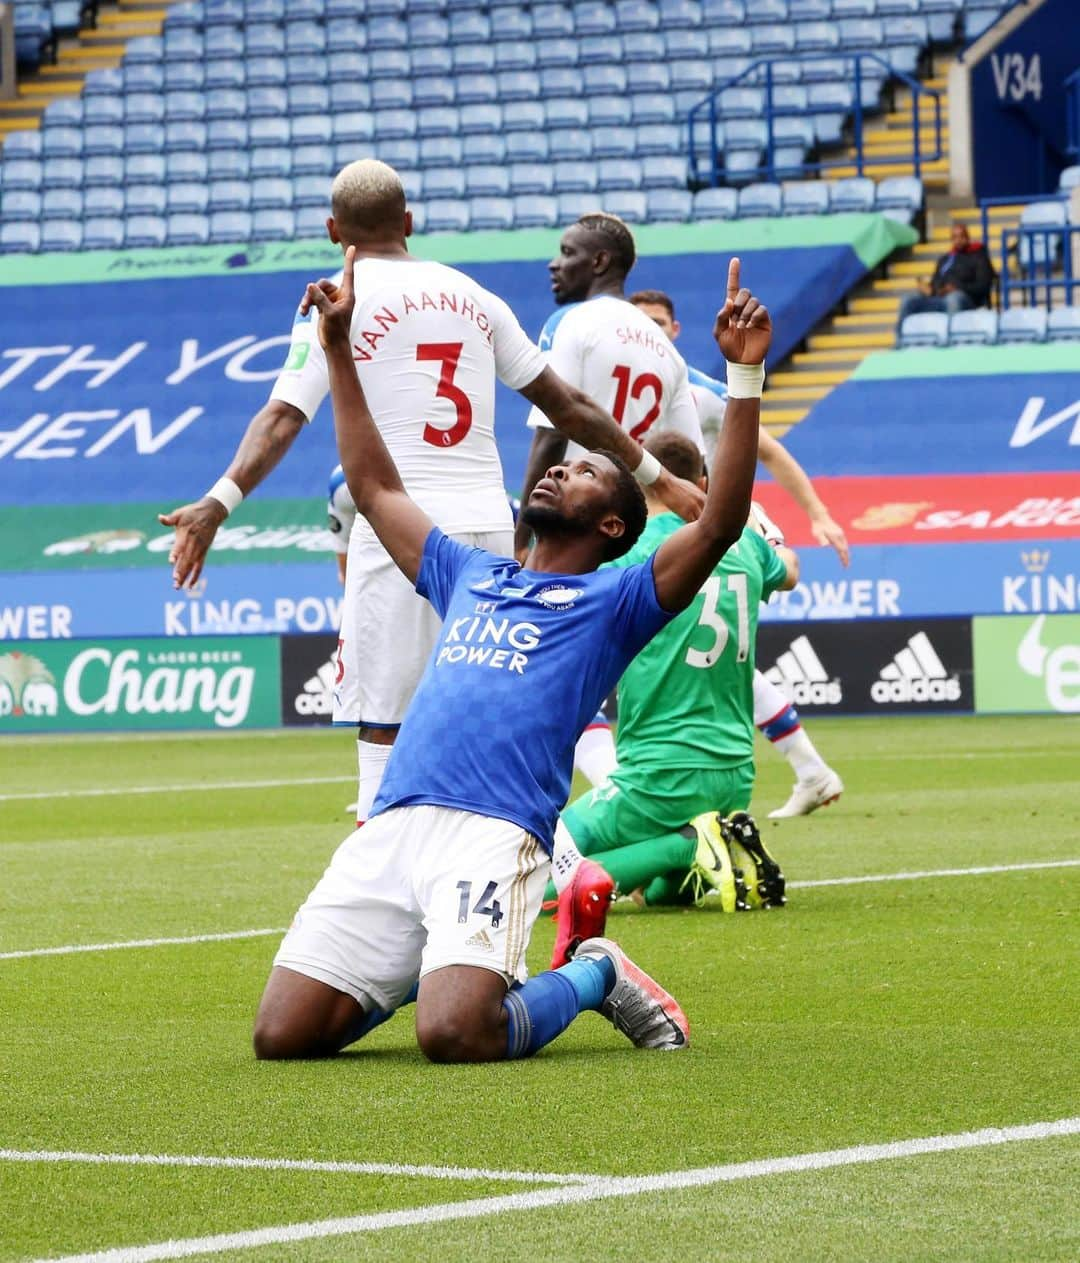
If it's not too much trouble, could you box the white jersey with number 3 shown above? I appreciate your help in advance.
[526,295,705,458]
[271,257,546,534]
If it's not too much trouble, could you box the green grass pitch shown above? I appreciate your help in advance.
[1,715,1078,1262]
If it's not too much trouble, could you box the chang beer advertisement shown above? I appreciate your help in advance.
[0,637,280,733]
[973,615,1080,714]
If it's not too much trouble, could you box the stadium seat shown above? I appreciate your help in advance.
[83,217,126,250]
[454,43,496,74]
[125,215,168,249]
[829,177,876,213]
[0,190,42,223]
[1,160,44,192]
[126,154,166,186]
[84,186,125,219]
[602,190,647,223]
[796,20,841,52]
[209,210,253,243]
[509,162,556,195]
[589,97,633,128]
[646,188,693,221]
[876,176,924,218]
[456,73,497,105]
[1059,166,1080,193]
[512,194,559,228]
[597,158,643,191]
[250,148,292,178]
[579,34,624,65]
[413,46,454,79]
[536,37,579,68]
[544,98,589,130]
[615,1,660,32]
[468,197,515,231]
[126,185,167,217]
[40,217,84,252]
[553,161,599,194]
[948,309,998,346]
[167,182,210,215]
[752,23,796,55]
[252,208,295,241]
[466,165,512,198]
[556,192,598,224]
[671,60,712,93]
[584,65,628,97]
[494,40,537,71]
[207,150,249,181]
[3,131,43,160]
[167,213,211,246]
[576,3,617,35]
[782,180,830,215]
[463,134,509,165]
[43,99,84,129]
[83,127,124,159]
[641,155,687,189]
[208,180,252,212]
[636,124,682,157]
[897,312,949,349]
[40,157,83,190]
[251,177,293,211]
[459,105,503,135]
[425,199,470,232]
[625,31,665,63]
[506,131,551,163]
[702,0,747,23]
[420,137,464,168]
[0,222,41,254]
[497,71,541,102]
[206,61,247,91]
[1047,307,1080,342]
[737,182,782,218]
[334,112,376,145]
[1018,202,1067,269]
[593,126,638,160]
[424,168,467,200]
[533,5,575,37]
[42,127,83,159]
[997,307,1048,344]
[493,9,533,40]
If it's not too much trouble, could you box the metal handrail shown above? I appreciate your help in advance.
[979,192,1065,252]
[687,52,943,188]
[1000,223,1080,310]
[1066,66,1080,158]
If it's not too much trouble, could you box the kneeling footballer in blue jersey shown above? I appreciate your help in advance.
[254,249,772,1063]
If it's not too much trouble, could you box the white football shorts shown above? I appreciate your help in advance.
[335,525,514,726]
[273,804,550,1012]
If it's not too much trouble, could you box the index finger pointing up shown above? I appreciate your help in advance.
[726,256,741,300]
[340,243,356,302]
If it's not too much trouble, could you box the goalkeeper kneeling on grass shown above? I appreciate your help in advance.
[545,431,799,967]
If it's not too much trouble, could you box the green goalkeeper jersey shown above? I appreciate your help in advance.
[606,512,787,770]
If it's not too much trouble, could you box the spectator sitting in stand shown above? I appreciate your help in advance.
[897,222,995,324]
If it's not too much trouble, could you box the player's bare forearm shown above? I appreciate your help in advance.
[758,432,850,565]
[309,249,433,583]
[520,368,643,468]
[652,259,770,612]
[224,400,306,495]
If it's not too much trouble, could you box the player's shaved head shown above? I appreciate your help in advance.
[645,432,705,484]
[330,159,407,238]
[576,213,637,277]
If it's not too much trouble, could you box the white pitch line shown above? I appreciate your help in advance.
[789,858,1080,890]
[33,1117,1080,1263]
[0,775,352,804]
[5,857,1077,963]
[0,928,285,962]
[0,1149,592,1187]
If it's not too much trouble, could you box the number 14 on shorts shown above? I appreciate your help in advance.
[456,879,503,928]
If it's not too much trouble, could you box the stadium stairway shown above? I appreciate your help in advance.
[0,1,168,145]
[762,68,1023,435]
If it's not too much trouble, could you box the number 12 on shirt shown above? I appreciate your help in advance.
[685,574,749,669]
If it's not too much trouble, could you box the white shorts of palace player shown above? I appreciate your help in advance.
[527,295,706,458]
[274,805,549,1009]
[271,256,545,725]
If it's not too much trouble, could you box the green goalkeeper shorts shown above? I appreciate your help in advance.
[562,761,755,857]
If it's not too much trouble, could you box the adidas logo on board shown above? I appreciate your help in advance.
[764,636,842,706]
[293,658,336,716]
[871,632,960,704]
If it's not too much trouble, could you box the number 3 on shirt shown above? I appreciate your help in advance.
[611,364,663,439]
[417,342,472,448]
[685,574,749,668]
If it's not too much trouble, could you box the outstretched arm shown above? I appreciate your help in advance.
[305,247,433,584]
[652,259,771,613]
[757,429,850,566]
[158,399,306,589]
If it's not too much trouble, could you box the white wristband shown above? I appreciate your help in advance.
[205,476,244,516]
[632,449,662,487]
[725,361,766,399]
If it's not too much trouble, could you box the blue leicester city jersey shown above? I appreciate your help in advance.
[371,529,674,852]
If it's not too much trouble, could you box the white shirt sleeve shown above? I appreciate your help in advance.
[268,309,330,423]
[486,290,546,391]
[663,363,707,455]
[526,308,584,432]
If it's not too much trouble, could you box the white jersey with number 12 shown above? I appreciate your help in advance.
[526,295,705,459]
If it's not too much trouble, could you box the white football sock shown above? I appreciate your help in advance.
[752,670,828,781]
[355,738,393,824]
[573,724,618,787]
[550,819,585,894]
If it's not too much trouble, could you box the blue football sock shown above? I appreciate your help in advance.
[502,956,616,1060]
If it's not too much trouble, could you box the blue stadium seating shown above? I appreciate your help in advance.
[1047,307,1080,342]
[948,308,998,346]
[897,312,949,348]
[997,307,1048,344]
